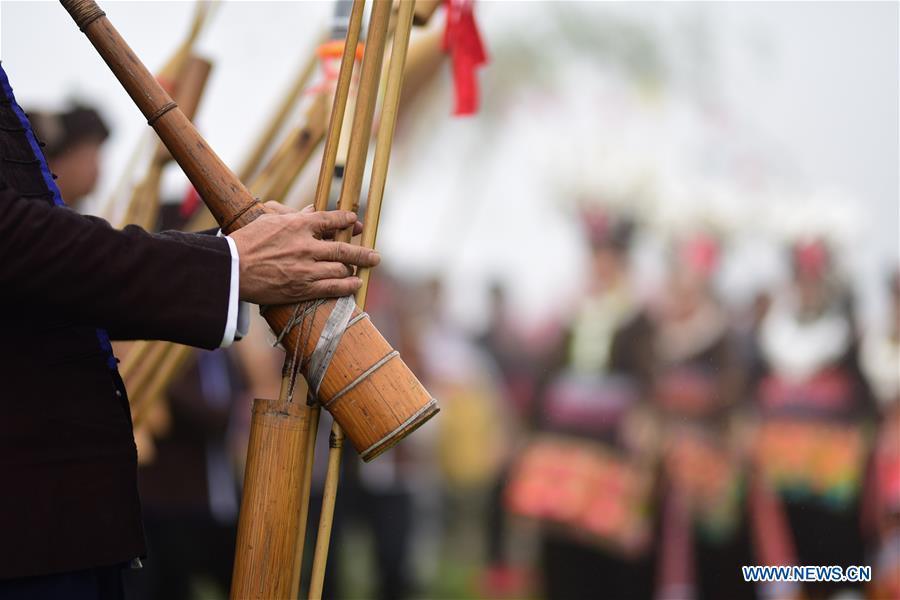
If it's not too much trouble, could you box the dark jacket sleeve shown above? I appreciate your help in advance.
[0,186,232,349]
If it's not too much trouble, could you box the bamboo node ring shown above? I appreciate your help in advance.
[61,0,106,31]
[323,350,399,409]
[221,198,263,232]
[146,101,178,126]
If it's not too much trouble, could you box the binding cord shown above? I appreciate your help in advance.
[267,295,357,404]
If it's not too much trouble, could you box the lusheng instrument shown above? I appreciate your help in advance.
[59,0,438,462]
[122,14,447,431]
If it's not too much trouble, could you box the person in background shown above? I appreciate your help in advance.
[651,231,754,600]
[475,282,542,598]
[860,270,900,598]
[505,208,658,600]
[335,272,419,600]
[414,277,508,598]
[751,238,874,600]
[28,103,110,208]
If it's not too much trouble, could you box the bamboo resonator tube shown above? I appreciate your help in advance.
[231,399,309,599]
[60,0,438,460]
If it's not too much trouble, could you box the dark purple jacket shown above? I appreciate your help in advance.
[0,63,232,579]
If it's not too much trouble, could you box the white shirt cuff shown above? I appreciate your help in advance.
[219,233,249,347]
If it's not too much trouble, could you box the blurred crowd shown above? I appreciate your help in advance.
[29,99,899,600]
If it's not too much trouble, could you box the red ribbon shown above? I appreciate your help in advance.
[442,0,487,116]
[179,185,201,219]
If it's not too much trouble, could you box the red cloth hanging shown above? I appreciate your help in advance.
[442,0,487,116]
[179,185,201,219]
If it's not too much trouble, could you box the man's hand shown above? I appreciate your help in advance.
[229,203,379,305]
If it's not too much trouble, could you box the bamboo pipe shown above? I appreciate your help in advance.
[308,2,414,597]
[122,341,170,405]
[312,0,367,215]
[63,0,436,472]
[99,0,217,222]
[115,55,214,422]
[358,0,415,296]
[237,41,322,183]
[121,55,213,230]
[130,6,418,422]
[230,398,309,599]
[131,344,193,427]
[128,85,332,425]
[117,338,158,380]
[61,0,267,231]
[398,26,446,114]
[249,92,330,205]
[333,0,392,243]
[293,0,367,582]
[230,2,367,591]
[230,354,311,597]
[157,0,218,89]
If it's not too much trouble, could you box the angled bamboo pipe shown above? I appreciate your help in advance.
[131,344,193,426]
[121,55,212,230]
[157,0,219,89]
[249,92,330,205]
[308,1,414,597]
[130,89,332,429]
[100,0,218,222]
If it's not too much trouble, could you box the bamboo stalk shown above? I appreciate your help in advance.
[308,2,412,597]
[132,343,193,427]
[120,55,212,229]
[358,0,415,297]
[128,86,330,426]
[157,0,218,87]
[117,339,156,380]
[232,2,368,594]
[237,40,321,183]
[333,0,393,242]
[61,8,438,597]
[251,92,330,203]
[307,421,343,600]
[293,398,320,590]
[294,0,368,587]
[123,341,170,406]
[100,0,217,222]
[313,0,367,214]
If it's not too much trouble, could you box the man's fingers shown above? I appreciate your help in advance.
[307,210,358,235]
[263,200,295,215]
[312,261,354,280]
[320,219,364,240]
[313,241,380,267]
[309,277,362,299]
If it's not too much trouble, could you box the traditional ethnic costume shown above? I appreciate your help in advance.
[506,214,657,600]
[652,234,754,600]
[751,241,874,599]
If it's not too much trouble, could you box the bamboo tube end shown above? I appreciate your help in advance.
[359,398,439,462]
